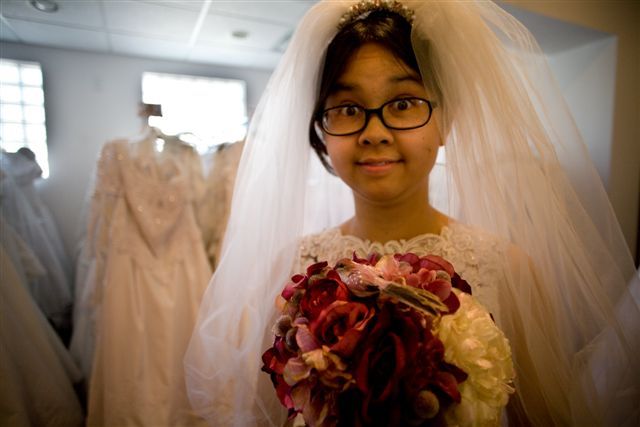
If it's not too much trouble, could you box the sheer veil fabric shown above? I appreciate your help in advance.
[184,1,639,426]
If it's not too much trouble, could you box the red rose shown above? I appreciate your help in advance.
[309,300,375,357]
[403,332,467,404]
[352,302,418,424]
[299,270,350,319]
[351,301,464,424]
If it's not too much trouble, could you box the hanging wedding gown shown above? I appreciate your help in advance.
[197,141,244,270]
[0,216,83,427]
[82,134,211,426]
[1,151,72,280]
[0,154,72,332]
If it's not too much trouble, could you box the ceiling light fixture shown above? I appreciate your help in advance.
[28,0,59,13]
[231,30,249,39]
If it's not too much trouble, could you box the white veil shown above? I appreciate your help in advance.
[184,1,639,426]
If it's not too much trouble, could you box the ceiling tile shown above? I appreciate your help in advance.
[0,0,104,29]
[102,0,199,41]
[135,0,205,13]
[209,0,315,26]
[110,33,189,62]
[198,13,289,50]
[0,0,317,69]
[188,43,281,69]
[3,17,110,51]
[0,20,21,42]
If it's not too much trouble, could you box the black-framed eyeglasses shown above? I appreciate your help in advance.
[320,97,435,136]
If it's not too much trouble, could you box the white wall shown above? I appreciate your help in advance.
[547,37,617,189]
[508,0,640,265]
[0,41,272,255]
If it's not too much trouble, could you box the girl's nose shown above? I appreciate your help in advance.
[357,113,393,146]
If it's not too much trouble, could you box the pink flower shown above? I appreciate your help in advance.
[393,254,469,313]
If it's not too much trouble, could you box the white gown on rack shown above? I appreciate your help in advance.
[83,135,211,426]
[197,141,244,270]
[0,217,83,427]
[1,151,72,280]
[0,154,73,330]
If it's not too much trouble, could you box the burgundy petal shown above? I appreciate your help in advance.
[434,371,462,403]
[420,255,454,276]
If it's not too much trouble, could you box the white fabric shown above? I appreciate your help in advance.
[185,1,640,426]
[0,217,83,427]
[0,153,72,330]
[1,151,72,279]
[73,134,211,426]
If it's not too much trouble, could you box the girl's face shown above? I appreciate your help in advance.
[322,43,442,206]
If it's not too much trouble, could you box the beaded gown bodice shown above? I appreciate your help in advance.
[296,222,508,322]
[79,135,210,426]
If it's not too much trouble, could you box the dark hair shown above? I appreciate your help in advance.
[309,10,420,173]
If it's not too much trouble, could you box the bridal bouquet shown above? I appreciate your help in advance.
[262,253,515,426]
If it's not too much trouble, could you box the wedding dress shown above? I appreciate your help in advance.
[80,134,211,426]
[0,216,83,427]
[0,154,72,332]
[1,151,72,280]
[197,141,244,269]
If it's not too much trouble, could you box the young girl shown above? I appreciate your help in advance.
[185,1,639,426]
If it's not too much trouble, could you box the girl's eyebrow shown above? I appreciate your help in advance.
[331,82,354,93]
[392,73,422,84]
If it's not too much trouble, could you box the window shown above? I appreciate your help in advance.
[142,72,247,153]
[0,59,49,177]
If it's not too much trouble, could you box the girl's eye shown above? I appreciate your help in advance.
[391,99,413,111]
[339,105,360,116]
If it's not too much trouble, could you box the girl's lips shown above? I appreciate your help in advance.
[356,159,401,174]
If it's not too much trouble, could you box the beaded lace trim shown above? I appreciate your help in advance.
[296,223,508,319]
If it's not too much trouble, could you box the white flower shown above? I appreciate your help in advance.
[436,289,515,426]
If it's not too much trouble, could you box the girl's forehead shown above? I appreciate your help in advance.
[335,43,421,89]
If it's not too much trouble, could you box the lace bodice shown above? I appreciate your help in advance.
[78,136,210,426]
[92,137,206,262]
[296,223,508,322]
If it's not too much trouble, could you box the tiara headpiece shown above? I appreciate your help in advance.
[338,0,415,29]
